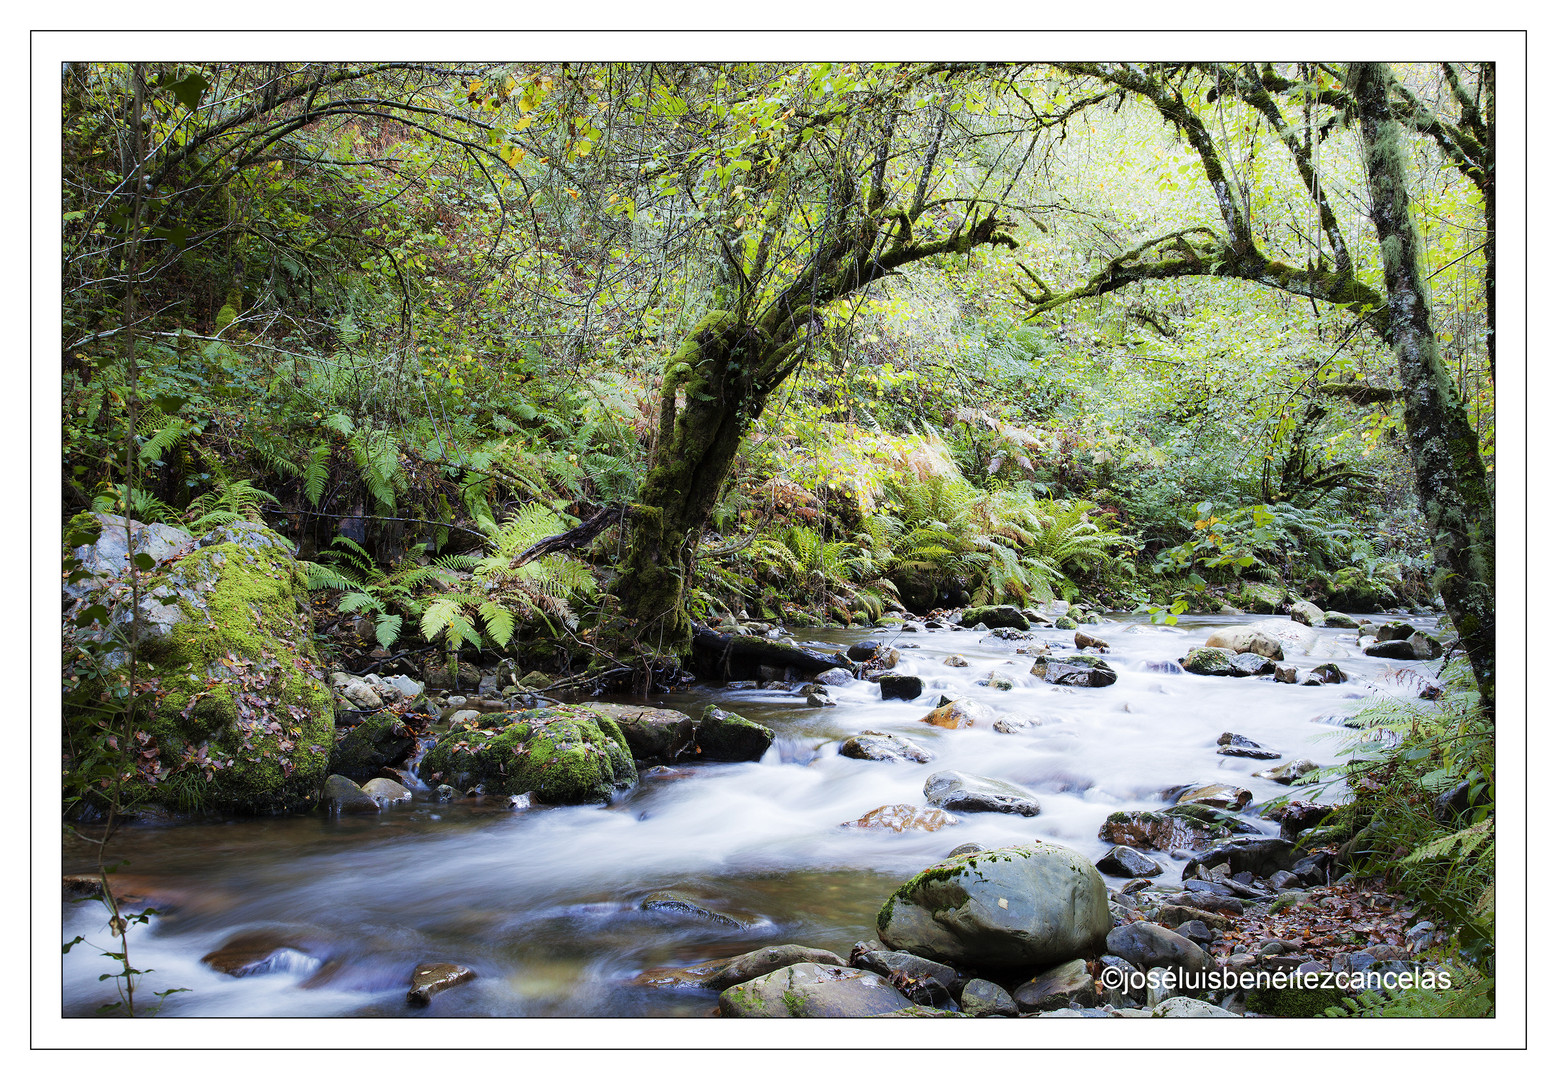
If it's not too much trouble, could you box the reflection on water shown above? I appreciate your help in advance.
[61,613,1440,1017]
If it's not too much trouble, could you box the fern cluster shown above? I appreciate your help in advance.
[1327,660,1495,968]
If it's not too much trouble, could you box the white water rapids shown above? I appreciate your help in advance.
[60,612,1442,1018]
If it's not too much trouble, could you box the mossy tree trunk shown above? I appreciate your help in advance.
[613,74,1017,662]
[1351,62,1496,709]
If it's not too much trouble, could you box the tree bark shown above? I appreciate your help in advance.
[1351,62,1496,709]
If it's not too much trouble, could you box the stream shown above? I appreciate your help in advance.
[60,612,1441,1018]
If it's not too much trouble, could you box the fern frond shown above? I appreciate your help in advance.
[478,600,516,647]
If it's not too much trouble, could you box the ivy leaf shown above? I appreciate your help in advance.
[165,72,209,113]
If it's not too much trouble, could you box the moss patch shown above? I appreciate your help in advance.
[418,705,636,804]
[76,523,335,815]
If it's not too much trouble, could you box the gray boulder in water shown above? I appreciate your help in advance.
[876,842,1111,968]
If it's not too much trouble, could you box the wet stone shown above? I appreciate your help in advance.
[959,977,1018,1017]
[640,891,746,929]
[1014,958,1097,1012]
[407,962,476,1006]
[1175,783,1252,811]
[1096,845,1163,878]
[1030,653,1118,687]
[845,804,959,832]
[879,674,925,700]
[924,770,1041,816]
[839,731,934,764]
[202,930,320,978]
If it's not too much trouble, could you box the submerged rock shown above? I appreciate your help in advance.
[202,930,320,978]
[635,944,847,991]
[640,890,746,929]
[407,962,476,1006]
[846,804,959,832]
[876,842,1111,968]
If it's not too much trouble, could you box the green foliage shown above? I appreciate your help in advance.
[1324,962,1493,1018]
[419,504,599,648]
[1325,661,1495,966]
[305,536,454,649]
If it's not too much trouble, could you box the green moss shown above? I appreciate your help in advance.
[417,705,636,804]
[1247,985,1347,1017]
[111,525,334,815]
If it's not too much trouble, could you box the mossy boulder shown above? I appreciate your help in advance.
[328,712,417,781]
[416,705,636,804]
[1320,567,1397,613]
[64,517,335,815]
[876,842,1111,969]
[696,705,774,762]
[1237,582,1288,615]
[1179,646,1240,676]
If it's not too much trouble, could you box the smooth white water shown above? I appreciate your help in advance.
[60,612,1442,1017]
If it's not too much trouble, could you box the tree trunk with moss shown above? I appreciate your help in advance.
[615,218,1015,667]
[1351,62,1496,709]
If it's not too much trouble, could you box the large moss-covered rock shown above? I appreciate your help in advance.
[696,705,774,761]
[876,843,1111,969]
[64,516,334,815]
[417,705,636,804]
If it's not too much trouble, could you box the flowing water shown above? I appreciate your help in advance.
[60,613,1442,1018]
